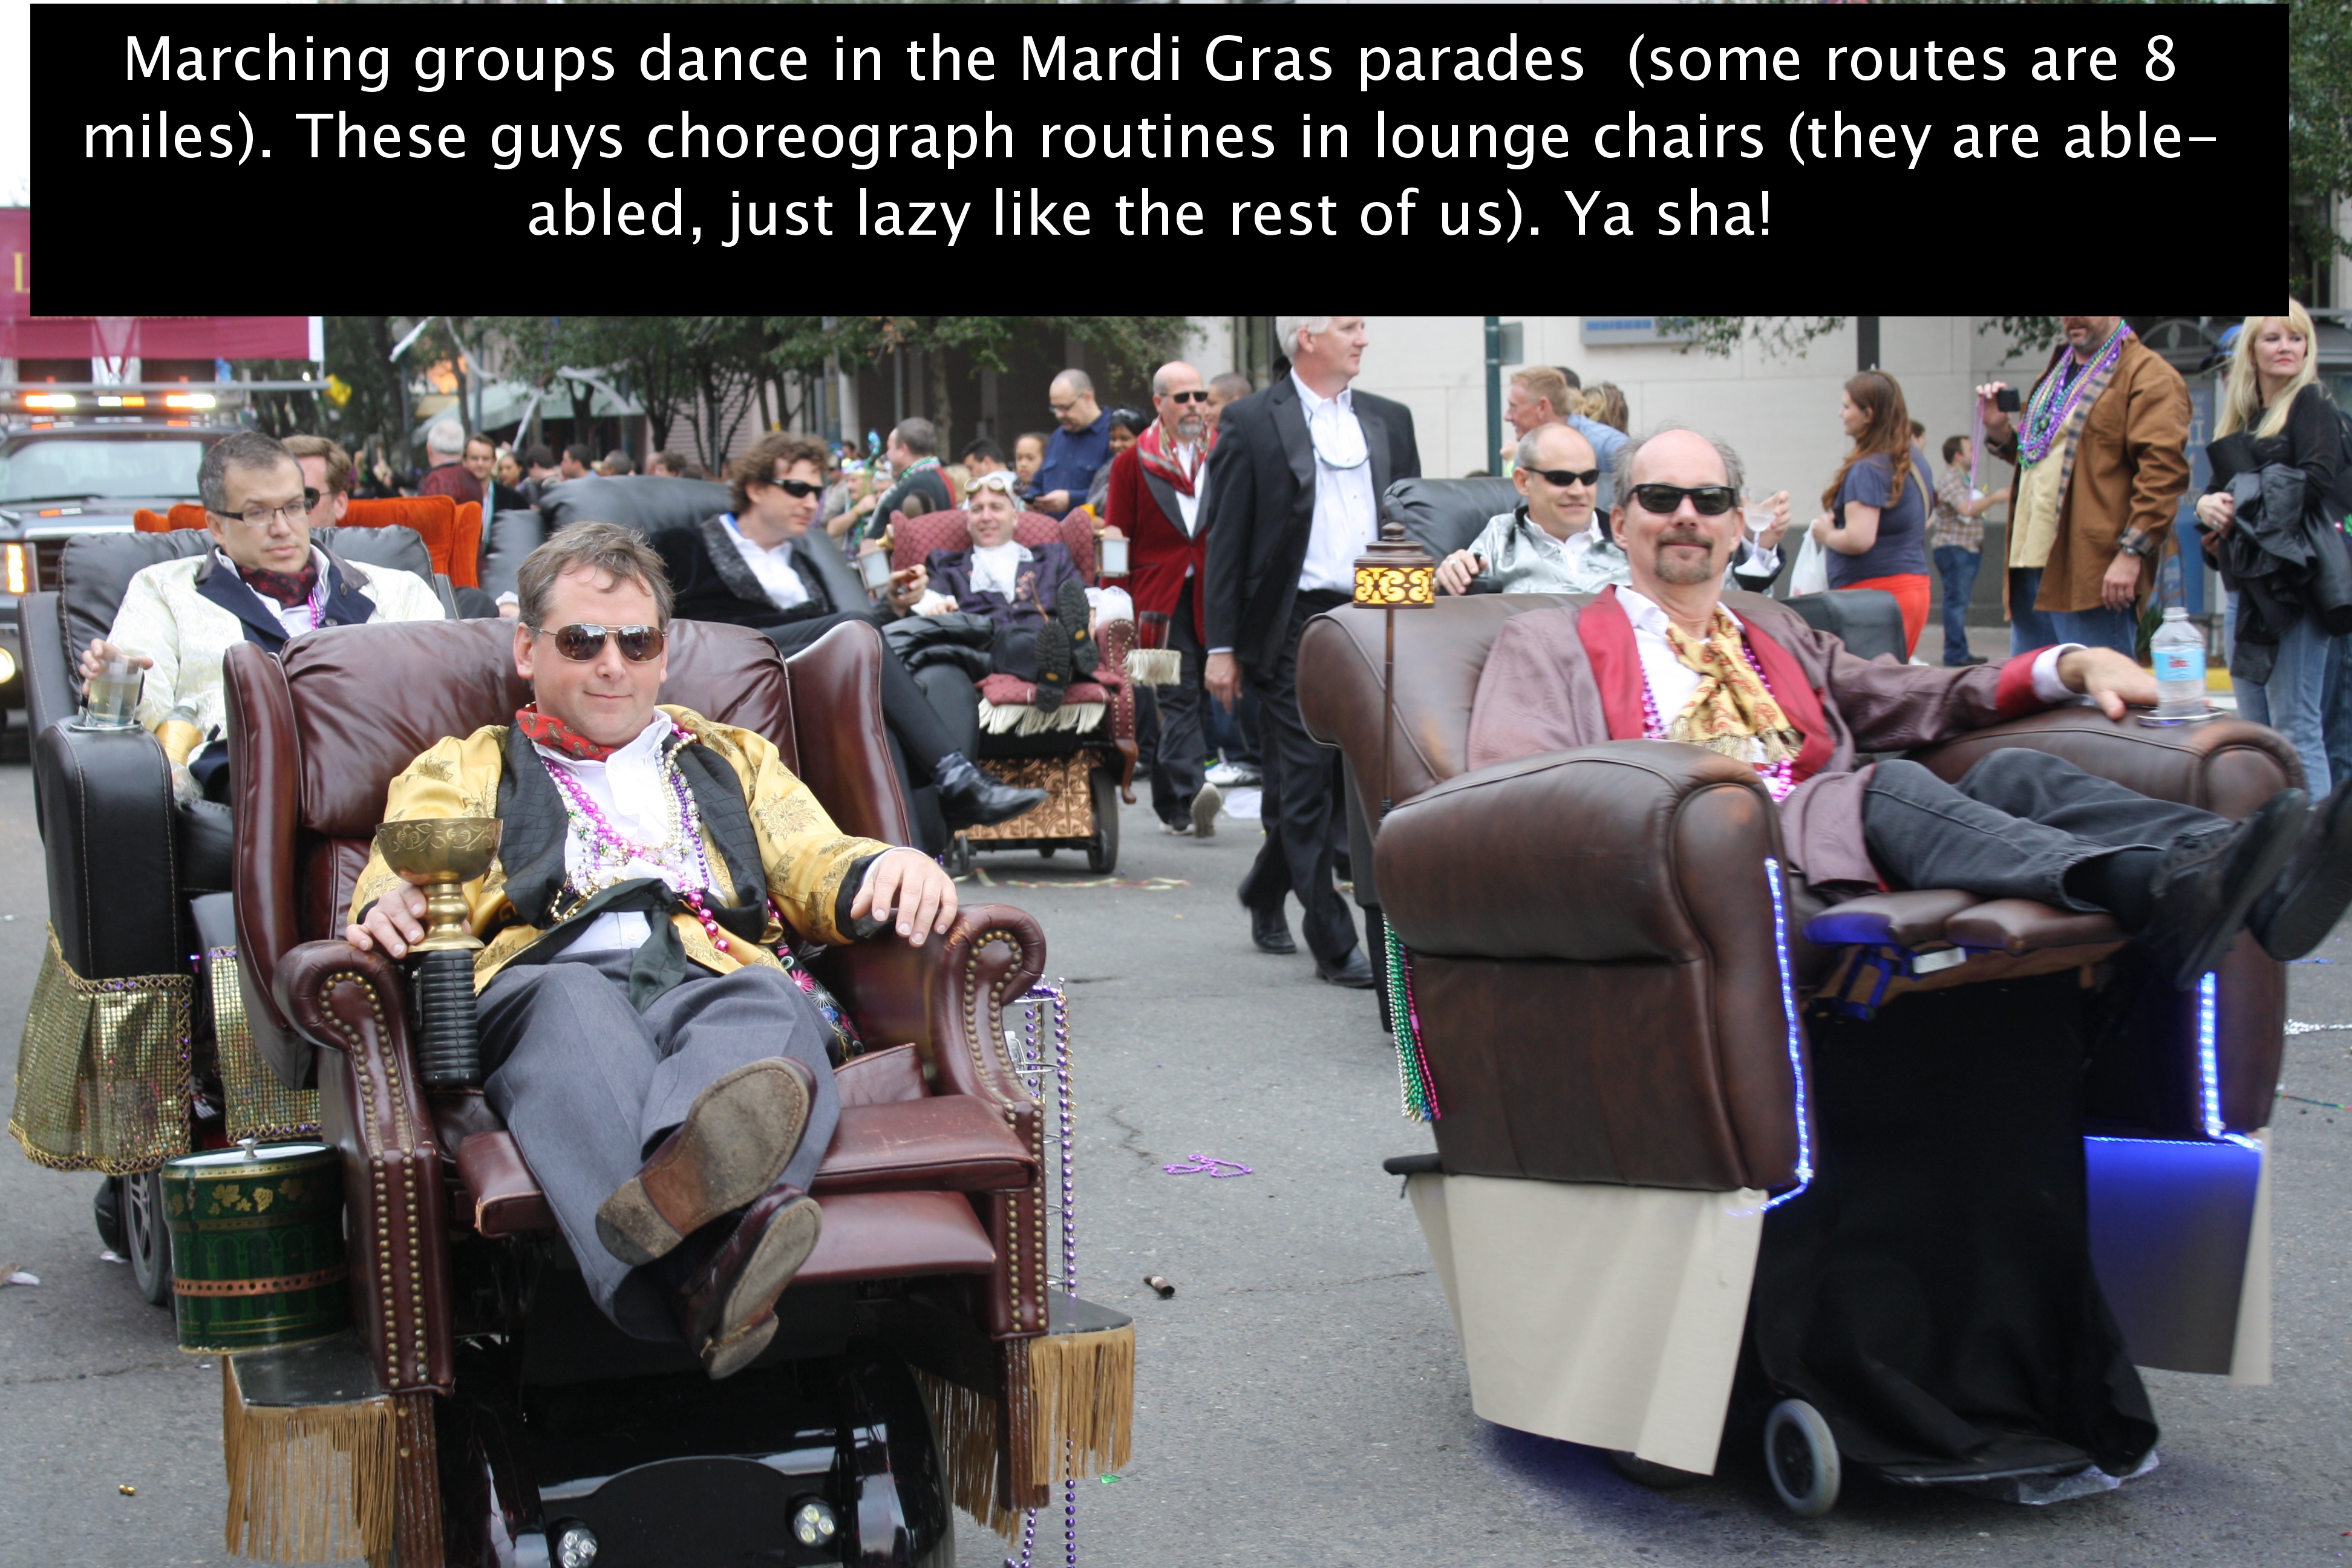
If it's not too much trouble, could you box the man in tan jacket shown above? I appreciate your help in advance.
[1978,316,2192,656]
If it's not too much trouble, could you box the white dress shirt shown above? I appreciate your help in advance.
[720,514,811,612]
[538,717,713,955]
[1168,441,1204,540]
[1292,372,1381,595]
[967,540,1028,598]
[1615,587,2079,762]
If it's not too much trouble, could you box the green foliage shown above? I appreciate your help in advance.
[2290,0,2352,298]
[1654,316,1847,359]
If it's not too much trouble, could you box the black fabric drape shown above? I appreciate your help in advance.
[1749,973,2158,1480]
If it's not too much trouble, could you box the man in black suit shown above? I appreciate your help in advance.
[1203,317,1419,987]
[652,431,1045,837]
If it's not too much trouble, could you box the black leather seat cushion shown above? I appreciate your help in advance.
[1381,476,1522,561]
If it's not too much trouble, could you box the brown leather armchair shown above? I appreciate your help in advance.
[223,615,1077,1560]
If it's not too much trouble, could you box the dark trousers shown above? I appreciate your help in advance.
[479,949,840,1341]
[763,611,960,784]
[1239,592,1359,964]
[1864,750,2219,915]
[1149,581,1210,826]
[1932,544,1982,664]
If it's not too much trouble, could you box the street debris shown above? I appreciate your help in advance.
[1161,1154,1252,1178]
[1143,1275,1175,1299]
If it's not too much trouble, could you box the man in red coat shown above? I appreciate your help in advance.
[1105,359,1222,837]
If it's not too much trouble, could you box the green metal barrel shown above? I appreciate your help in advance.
[161,1142,348,1354]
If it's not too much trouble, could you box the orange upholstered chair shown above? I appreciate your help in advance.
[134,497,481,587]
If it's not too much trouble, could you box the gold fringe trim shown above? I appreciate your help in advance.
[220,1357,397,1568]
[1024,1324,1135,1487]
[912,1367,1023,1543]
[7,929,192,1175]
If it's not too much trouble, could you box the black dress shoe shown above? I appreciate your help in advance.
[933,751,1048,831]
[1316,948,1377,988]
[1250,904,1296,955]
[2251,778,2352,959]
[2142,789,2307,989]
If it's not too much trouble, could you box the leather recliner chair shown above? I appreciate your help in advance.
[1298,593,2290,1372]
[223,615,1093,1562]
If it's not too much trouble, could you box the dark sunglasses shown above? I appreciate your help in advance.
[536,623,667,663]
[1628,483,1739,517]
[1526,466,1601,489]
[1165,390,1210,403]
[767,477,821,498]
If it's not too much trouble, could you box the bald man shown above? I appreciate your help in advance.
[1030,370,1110,517]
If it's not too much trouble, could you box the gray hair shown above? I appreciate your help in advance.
[515,521,675,631]
[1275,316,1334,357]
[1050,368,1094,398]
[426,417,465,461]
[198,430,299,515]
[892,417,939,457]
[1514,421,1595,472]
[1609,425,1740,543]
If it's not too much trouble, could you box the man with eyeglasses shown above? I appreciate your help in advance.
[1203,315,1420,987]
[1439,422,1789,597]
[1105,359,1222,838]
[1468,423,2352,995]
[653,431,1048,837]
[78,430,445,804]
[1028,370,1110,518]
[346,523,962,1379]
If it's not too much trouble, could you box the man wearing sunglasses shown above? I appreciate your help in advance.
[655,431,1048,838]
[347,524,962,1378]
[79,430,446,806]
[1104,359,1223,838]
[1468,424,2352,995]
[1440,422,1790,598]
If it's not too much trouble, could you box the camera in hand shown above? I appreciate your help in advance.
[1994,388,2022,413]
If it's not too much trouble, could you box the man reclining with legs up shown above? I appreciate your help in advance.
[347,524,958,1378]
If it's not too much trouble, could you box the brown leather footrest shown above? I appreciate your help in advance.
[455,1131,555,1238]
[795,1189,998,1284]
[1945,898,2128,955]
[811,1096,1038,1195]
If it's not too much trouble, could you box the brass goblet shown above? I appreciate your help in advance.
[371,817,502,953]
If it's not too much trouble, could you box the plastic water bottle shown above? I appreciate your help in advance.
[2150,607,2207,720]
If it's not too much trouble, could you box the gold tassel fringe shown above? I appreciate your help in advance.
[220,1358,397,1568]
[911,1367,1023,1543]
[1124,648,1183,688]
[1023,1324,1135,1488]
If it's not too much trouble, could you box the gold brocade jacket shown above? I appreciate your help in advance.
[349,705,890,990]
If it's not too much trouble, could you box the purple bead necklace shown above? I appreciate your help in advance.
[1639,638,1798,802]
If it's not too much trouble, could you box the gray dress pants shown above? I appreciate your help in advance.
[1863,749,2222,915]
[479,948,841,1341]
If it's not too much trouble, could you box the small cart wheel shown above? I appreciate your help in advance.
[1039,846,1057,860]
[123,1168,173,1308]
[1763,1399,1840,1517]
[1609,1451,1709,1490]
[1085,768,1120,874]
[945,835,973,878]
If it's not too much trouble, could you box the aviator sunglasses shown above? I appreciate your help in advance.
[535,623,667,662]
[1628,483,1739,516]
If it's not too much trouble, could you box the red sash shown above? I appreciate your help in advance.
[1575,587,1835,786]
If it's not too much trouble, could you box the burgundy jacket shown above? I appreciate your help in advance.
[1466,587,2056,889]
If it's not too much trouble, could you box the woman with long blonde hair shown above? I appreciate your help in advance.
[2198,301,2344,794]
[1808,370,1937,656]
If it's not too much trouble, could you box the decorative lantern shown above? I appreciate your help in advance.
[1097,534,1130,578]
[1353,517,1437,819]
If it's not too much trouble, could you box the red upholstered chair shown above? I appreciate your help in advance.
[223,616,1097,1561]
[139,496,482,587]
[887,509,1138,871]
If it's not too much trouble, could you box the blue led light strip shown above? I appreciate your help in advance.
[2195,969,2262,1152]
[1760,857,1815,1210]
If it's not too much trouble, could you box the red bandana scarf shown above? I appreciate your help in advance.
[1136,420,1213,495]
[515,705,620,763]
[240,562,319,609]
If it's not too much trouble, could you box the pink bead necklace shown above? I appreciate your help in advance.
[543,725,736,953]
[1639,639,1799,803]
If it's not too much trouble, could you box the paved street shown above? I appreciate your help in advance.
[7,754,2352,1568]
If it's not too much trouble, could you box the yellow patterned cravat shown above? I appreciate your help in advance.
[1659,608,1801,763]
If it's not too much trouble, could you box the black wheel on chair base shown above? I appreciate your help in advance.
[1763,1399,1840,1517]
[123,1168,172,1307]
[1086,767,1120,874]
[945,835,973,878]
[1609,1450,1710,1490]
